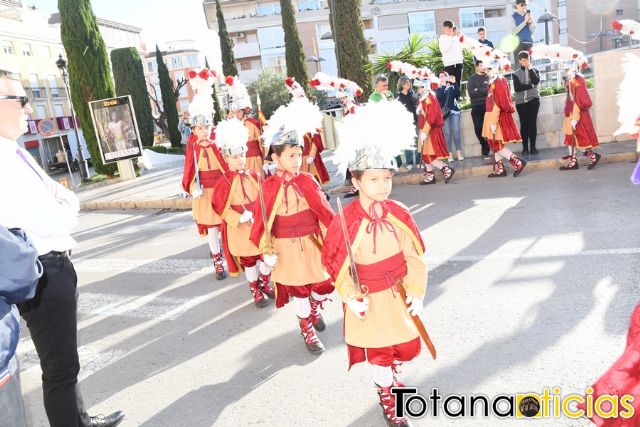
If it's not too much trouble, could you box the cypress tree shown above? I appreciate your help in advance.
[110,47,154,147]
[58,0,116,175]
[156,45,181,146]
[279,0,309,93]
[205,57,224,124]
[216,0,238,77]
[329,0,372,98]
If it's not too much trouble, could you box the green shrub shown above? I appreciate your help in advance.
[148,146,168,154]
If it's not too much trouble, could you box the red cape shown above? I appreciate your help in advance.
[303,132,331,184]
[249,171,335,248]
[487,77,521,143]
[181,135,228,192]
[321,199,425,282]
[212,169,259,276]
[418,94,448,158]
[567,75,599,148]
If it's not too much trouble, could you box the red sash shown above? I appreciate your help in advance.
[272,209,319,238]
[246,140,262,157]
[230,201,255,214]
[200,170,222,187]
[355,252,407,294]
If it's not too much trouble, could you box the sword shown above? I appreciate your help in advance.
[257,174,276,256]
[336,197,368,318]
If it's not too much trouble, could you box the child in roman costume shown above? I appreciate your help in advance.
[212,118,276,307]
[249,102,336,355]
[322,101,429,427]
[225,75,266,178]
[181,68,228,280]
[415,78,455,185]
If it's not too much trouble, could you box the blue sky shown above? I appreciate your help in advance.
[29,0,221,67]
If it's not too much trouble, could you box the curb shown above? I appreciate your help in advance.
[81,151,636,211]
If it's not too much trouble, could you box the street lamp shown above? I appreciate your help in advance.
[537,11,557,45]
[56,54,89,181]
[306,55,326,72]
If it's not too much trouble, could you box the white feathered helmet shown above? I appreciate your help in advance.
[284,77,307,99]
[187,68,216,127]
[225,75,252,112]
[215,118,249,157]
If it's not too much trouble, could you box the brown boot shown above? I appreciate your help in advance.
[376,383,412,427]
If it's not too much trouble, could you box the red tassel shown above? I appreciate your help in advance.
[198,69,210,80]
[285,77,295,87]
[386,62,392,70]
[612,20,623,31]
[310,79,320,87]
[225,75,234,86]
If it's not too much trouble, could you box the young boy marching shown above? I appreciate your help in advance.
[212,119,275,307]
[322,101,434,427]
[250,102,335,354]
[481,59,527,178]
[415,79,456,185]
[181,68,228,280]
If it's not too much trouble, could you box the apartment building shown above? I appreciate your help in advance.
[203,0,555,83]
[144,40,205,115]
[0,0,145,174]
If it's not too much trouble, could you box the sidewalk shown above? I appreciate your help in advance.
[79,141,638,211]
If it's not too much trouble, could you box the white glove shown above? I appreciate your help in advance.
[269,163,278,173]
[181,191,191,199]
[263,253,278,268]
[571,119,578,129]
[306,156,315,165]
[239,210,253,224]
[347,297,369,320]
[263,163,272,174]
[420,132,427,143]
[490,124,497,134]
[405,295,424,316]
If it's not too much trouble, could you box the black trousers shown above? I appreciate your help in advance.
[18,256,89,427]
[443,63,463,88]
[471,104,490,155]
[516,98,540,150]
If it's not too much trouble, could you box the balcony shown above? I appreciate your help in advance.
[233,41,261,59]
[50,87,67,98]
[238,68,262,83]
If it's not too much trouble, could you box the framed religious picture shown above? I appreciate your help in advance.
[88,95,143,164]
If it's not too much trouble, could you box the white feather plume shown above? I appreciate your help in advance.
[613,19,640,40]
[615,53,640,136]
[310,72,363,97]
[215,118,249,153]
[334,101,416,176]
[263,97,323,148]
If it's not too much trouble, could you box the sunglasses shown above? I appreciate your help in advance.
[0,95,29,107]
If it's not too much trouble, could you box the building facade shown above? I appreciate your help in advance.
[143,40,205,116]
[0,0,144,175]
[202,0,544,83]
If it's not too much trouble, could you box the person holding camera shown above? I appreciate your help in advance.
[513,51,541,156]
[439,20,464,88]
[436,71,463,162]
[512,0,536,61]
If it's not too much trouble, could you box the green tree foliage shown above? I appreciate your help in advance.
[216,0,238,77]
[110,48,154,147]
[156,46,181,146]
[247,70,290,119]
[58,0,116,175]
[279,0,309,93]
[328,0,372,98]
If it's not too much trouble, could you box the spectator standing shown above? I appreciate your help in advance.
[478,27,494,48]
[436,71,463,161]
[512,0,536,61]
[0,226,41,427]
[439,20,464,87]
[467,60,491,158]
[396,76,418,171]
[0,68,125,427]
[178,111,192,145]
[513,51,541,155]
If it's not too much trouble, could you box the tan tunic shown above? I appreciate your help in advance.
[271,185,330,286]
[337,217,427,349]
[222,174,261,257]
[191,143,223,227]
[244,120,265,178]
[562,93,582,144]
[481,103,505,142]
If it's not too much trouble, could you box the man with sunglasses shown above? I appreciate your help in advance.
[511,0,536,62]
[0,69,125,427]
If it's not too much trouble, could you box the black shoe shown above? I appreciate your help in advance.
[530,148,539,155]
[88,411,125,427]
[588,152,602,170]
[488,169,507,178]
[513,159,527,177]
[559,161,579,171]
[521,148,530,156]
[343,188,359,198]
[444,167,455,184]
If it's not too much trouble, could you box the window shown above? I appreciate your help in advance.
[148,61,154,72]
[22,44,32,56]
[2,41,13,55]
[378,14,408,30]
[262,53,286,73]
[49,75,60,97]
[34,105,47,119]
[485,8,504,18]
[558,0,566,6]
[408,11,436,34]
[187,55,199,67]
[379,40,406,53]
[616,9,623,16]
[240,60,253,71]
[460,7,484,29]
[257,3,281,16]
[258,26,285,50]
[170,56,183,69]
[38,45,51,58]
[298,0,319,11]
[54,104,64,117]
[179,99,189,112]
